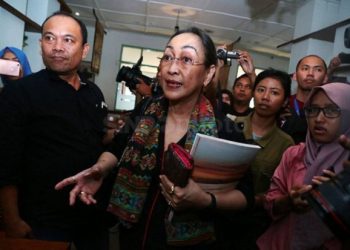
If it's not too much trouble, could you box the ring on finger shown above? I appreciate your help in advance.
[170,185,175,195]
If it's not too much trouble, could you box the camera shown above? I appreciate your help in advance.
[116,56,154,91]
[304,167,350,239]
[216,49,240,65]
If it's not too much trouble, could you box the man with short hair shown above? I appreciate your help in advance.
[0,11,111,250]
[231,73,254,116]
[280,54,328,144]
[230,50,256,117]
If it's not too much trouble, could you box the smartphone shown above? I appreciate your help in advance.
[0,58,20,76]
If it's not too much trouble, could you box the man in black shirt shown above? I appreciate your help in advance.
[0,11,111,250]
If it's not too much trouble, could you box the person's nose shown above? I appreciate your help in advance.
[315,109,326,122]
[53,38,64,52]
[306,68,314,76]
[167,58,180,73]
[262,91,270,101]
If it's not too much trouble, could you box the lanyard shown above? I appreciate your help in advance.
[294,96,300,116]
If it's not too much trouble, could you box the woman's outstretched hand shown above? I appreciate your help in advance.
[55,163,105,206]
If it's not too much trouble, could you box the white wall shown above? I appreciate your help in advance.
[23,0,60,73]
[0,0,26,50]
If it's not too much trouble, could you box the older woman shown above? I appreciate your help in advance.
[55,27,253,249]
[0,46,32,86]
[257,82,350,249]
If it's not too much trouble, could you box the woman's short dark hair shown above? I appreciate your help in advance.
[168,27,217,68]
[254,68,291,100]
[41,11,88,45]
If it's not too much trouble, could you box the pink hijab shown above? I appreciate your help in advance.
[292,83,350,249]
[304,82,350,183]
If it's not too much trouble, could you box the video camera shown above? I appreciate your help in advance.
[304,167,350,239]
[216,48,240,65]
[116,56,155,92]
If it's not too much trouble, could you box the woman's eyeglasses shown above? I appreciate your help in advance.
[304,106,341,118]
[158,55,204,68]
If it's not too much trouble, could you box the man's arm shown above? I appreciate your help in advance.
[0,83,31,238]
[238,50,256,84]
[0,185,32,238]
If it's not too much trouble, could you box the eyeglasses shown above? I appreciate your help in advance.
[158,55,204,67]
[304,106,341,118]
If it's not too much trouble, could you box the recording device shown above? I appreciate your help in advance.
[216,48,240,65]
[303,166,350,239]
[116,56,154,91]
[0,58,20,76]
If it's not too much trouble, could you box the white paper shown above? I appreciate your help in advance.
[190,133,261,168]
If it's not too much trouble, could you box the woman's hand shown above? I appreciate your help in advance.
[55,163,105,206]
[289,185,312,214]
[159,175,211,211]
[311,168,336,185]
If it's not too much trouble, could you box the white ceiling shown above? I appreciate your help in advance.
[65,0,308,58]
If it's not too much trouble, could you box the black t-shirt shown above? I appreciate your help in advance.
[0,69,109,229]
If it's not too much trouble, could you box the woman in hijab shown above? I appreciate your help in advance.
[257,82,350,250]
[0,46,32,86]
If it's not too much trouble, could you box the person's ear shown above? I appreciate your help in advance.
[82,43,90,59]
[203,65,216,87]
[39,38,43,55]
[292,72,297,81]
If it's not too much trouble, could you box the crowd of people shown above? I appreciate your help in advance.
[0,10,350,250]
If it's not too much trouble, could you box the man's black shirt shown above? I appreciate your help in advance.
[0,69,109,229]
